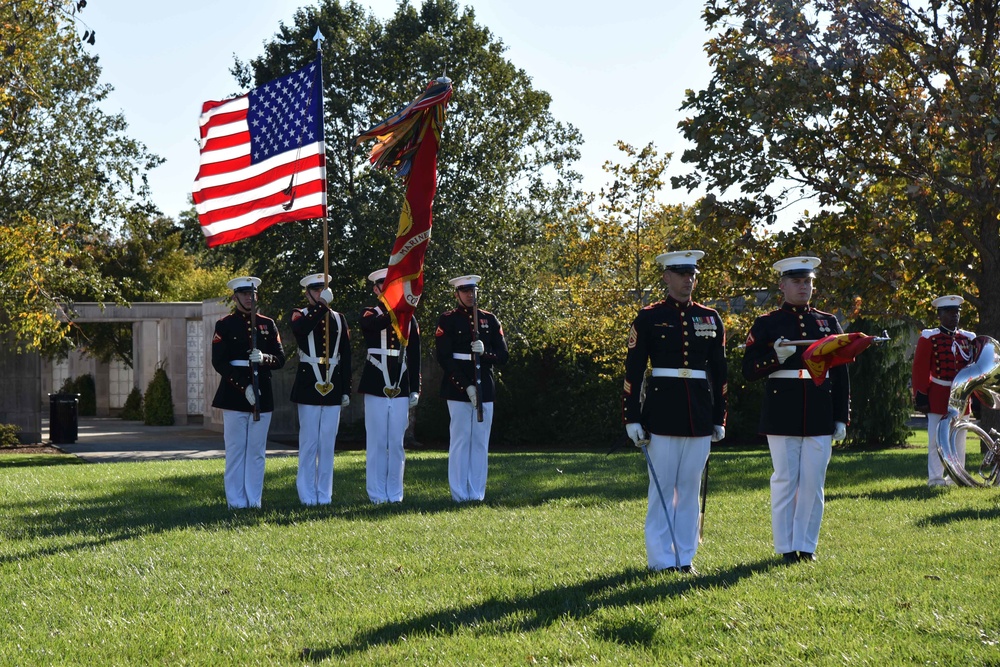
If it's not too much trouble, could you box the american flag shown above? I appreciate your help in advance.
[193,57,327,247]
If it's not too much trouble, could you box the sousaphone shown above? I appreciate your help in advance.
[935,336,1000,486]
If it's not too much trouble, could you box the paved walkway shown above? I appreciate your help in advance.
[53,417,297,463]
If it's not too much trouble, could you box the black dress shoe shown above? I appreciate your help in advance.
[679,565,699,575]
[798,551,816,562]
[781,552,800,563]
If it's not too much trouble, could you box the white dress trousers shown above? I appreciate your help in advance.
[447,400,495,502]
[926,412,966,484]
[364,394,408,503]
[222,410,272,509]
[296,404,342,505]
[644,433,711,570]
[766,434,832,554]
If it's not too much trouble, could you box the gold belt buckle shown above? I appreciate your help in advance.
[678,368,693,378]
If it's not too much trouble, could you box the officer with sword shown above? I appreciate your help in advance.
[623,251,727,575]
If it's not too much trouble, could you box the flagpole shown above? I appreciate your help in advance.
[313,28,331,367]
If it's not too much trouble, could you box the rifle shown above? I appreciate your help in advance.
[471,290,484,423]
[249,290,261,422]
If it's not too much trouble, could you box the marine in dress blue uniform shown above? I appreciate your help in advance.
[289,273,352,505]
[435,275,509,502]
[211,276,286,509]
[357,269,420,504]
[911,294,975,486]
[741,256,849,563]
[622,251,727,574]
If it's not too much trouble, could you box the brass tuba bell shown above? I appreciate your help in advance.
[935,336,1000,486]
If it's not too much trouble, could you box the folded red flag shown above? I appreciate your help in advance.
[802,333,877,386]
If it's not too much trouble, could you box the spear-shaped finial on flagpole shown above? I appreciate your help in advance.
[314,27,325,52]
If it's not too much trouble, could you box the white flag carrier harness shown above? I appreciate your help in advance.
[367,326,407,398]
[298,309,342,390]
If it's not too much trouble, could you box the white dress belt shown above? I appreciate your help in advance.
[367,348,400,356]
[230,360,250,367]
[930,377,953,387]
[453,353,473,361]
[651,367,706,379]
[769,369,828,380]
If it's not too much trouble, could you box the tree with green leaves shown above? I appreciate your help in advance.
[71,216,232,366]
[676,0,1000,335]
[200,0,581,350]
[0,0,162,354]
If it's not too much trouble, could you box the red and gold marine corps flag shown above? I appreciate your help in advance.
[355,77,453,345]
[802,333,877,386]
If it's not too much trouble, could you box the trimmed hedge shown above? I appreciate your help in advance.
[59,374,96,416]
[120,387,144,421]
[143,368,174,426]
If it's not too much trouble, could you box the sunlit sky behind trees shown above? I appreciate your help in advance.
[83,0,713,221]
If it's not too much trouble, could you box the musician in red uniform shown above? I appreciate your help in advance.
[911,295,975,486]
[435,275,509,502]
[623,250,727,574]
[742,256,849,563]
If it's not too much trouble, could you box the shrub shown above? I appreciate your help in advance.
[0,423,21,448]
[120,387,144,421]
[843,319,913,448]
[143,367,174,426]
[57,374,96,416]
[723,346,766,445]
[75,374,96,416]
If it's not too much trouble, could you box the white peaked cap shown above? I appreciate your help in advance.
[227,276,261,292]
[368,268,388,283]
[931,295,964,308]
[299,273,331,288]
[449,275,482,288]
[655,250,704,272]
[773,256,821,277]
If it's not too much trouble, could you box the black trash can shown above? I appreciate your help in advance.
[49,393,80,444]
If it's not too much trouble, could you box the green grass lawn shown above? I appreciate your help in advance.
[1,434,999,665]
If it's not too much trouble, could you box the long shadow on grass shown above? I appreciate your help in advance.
[0,452,650,562]
[0,447,845,564]
[825,486,934,503]
[313,560,776,659]
[915,505,1000,527]
[0,455,84,469]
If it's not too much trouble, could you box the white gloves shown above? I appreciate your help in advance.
[245,385,256,406]
[773,338,794,364]
[470,339,485,355]
[466,385,478,408]
[409,392,419,408]
[712,425,726,442]
[248,348,264,364]
[341,394,350,408]
[833,421,847,442]
[319,288,334,305]
[625,423,648,447]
